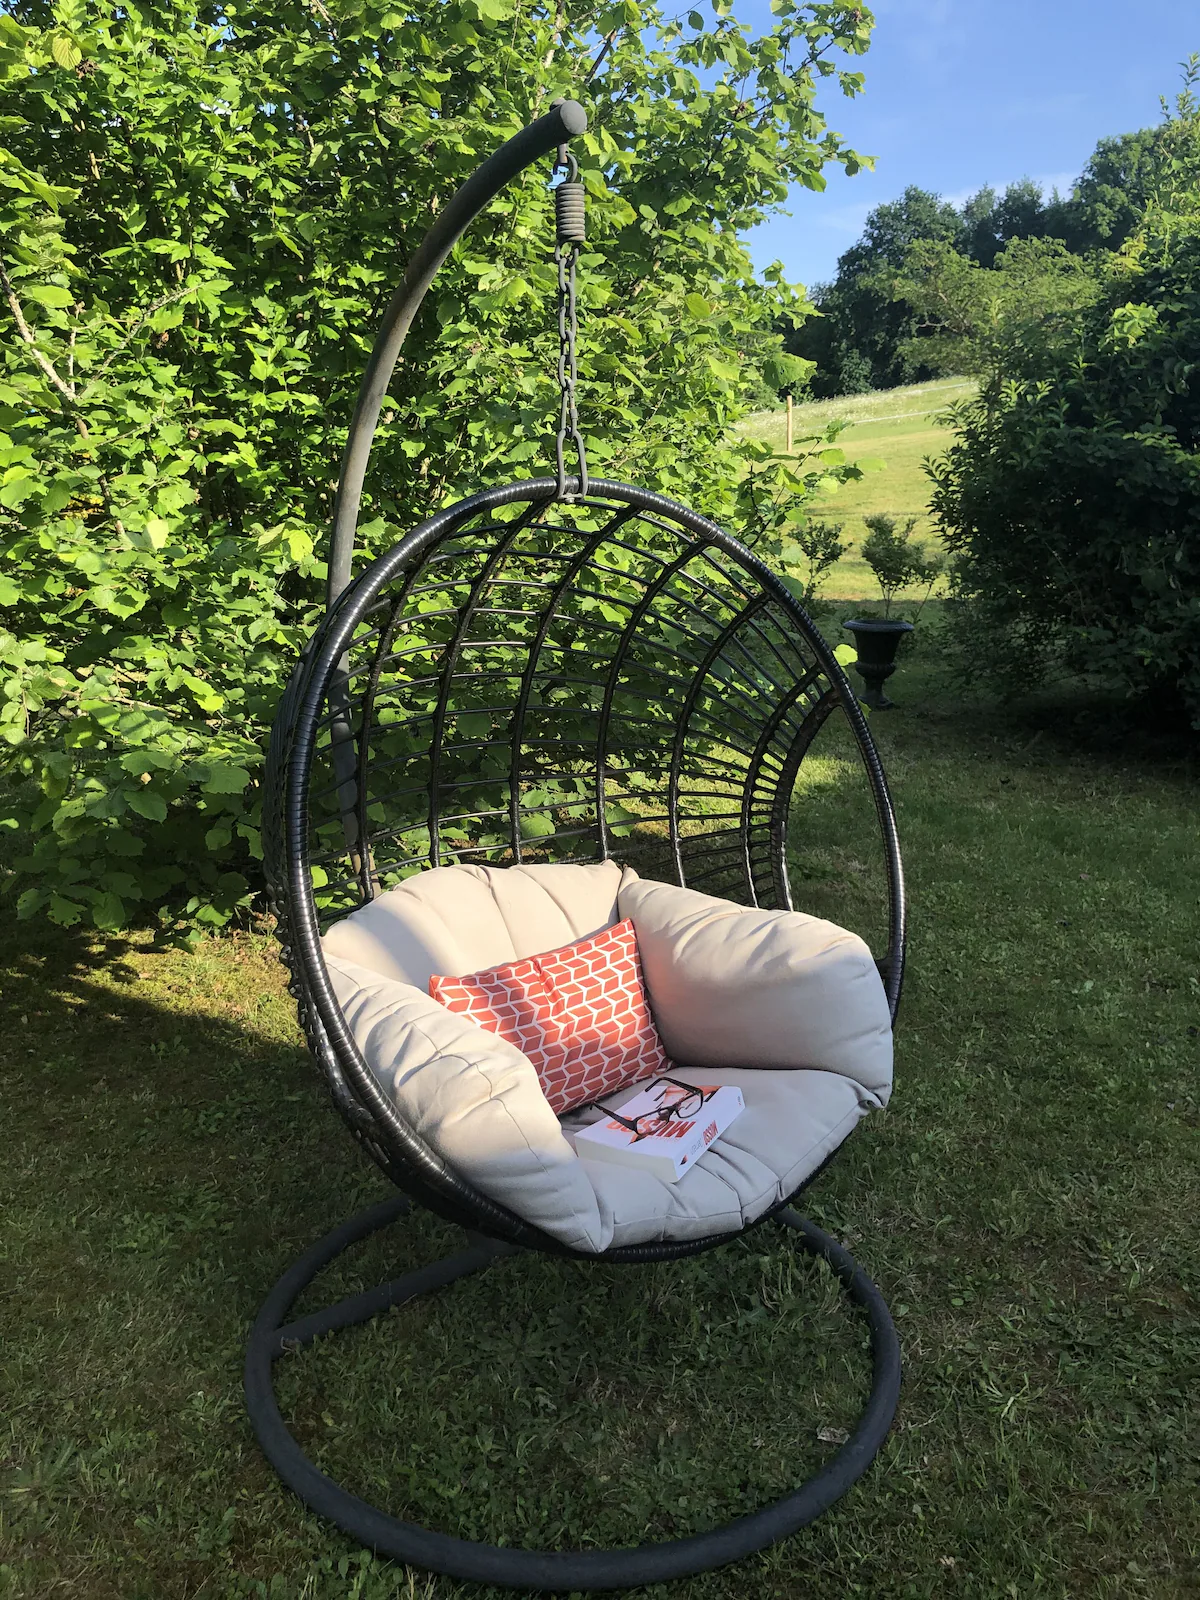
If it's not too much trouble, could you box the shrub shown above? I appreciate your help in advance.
[929,68,1200,723]
[858,513,941,620]
[0,0,874,933]
[753,514,845,622]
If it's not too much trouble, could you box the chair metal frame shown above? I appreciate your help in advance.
[249,98,906,1591]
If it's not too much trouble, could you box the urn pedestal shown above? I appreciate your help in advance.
[842,618,914,709]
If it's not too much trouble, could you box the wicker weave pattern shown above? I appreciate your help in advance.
[262,479,905,1259]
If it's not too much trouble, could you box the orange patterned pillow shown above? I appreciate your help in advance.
[429,918,669,1115]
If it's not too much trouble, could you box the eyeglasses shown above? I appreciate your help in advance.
[599,1076,717,1143]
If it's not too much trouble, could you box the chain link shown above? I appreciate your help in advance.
[552,152,589,500]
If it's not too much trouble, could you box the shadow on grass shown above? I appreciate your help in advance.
[0,913,380,1291]
[5,674,1198,1597]
[884,603,1200,774]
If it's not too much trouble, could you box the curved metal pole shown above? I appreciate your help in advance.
[326,98,588,605]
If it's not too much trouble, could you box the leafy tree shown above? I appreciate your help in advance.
[957,184,1003,269]
[846,183,962,268]
[992,177,1057,250]
[892,234,1102,377]
[794,103,1198,396]
[958,178,1073,268]
[788,516,846,608]
[929,62,1200,723]
[786,184,960,393]
[788,177,1079,394]
[858,512,940,620]
[1066,126,1173,252]
[0,0,875,933]
[831,342,873,394]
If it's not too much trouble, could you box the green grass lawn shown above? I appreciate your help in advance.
[741,379,976,600]
[3,640,1199,1599]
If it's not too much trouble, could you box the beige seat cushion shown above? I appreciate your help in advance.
[560,1064,873,1249]
[321,861,893,1253]
[326,954,607,1253]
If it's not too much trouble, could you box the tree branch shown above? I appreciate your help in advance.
[0,263,128,533]
[583,28,619,86]
[0,260,78,403]
[83,283,199,391]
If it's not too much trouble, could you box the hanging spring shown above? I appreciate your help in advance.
[552,146,589,500]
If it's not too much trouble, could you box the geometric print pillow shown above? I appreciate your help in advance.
[429,918,669,1115]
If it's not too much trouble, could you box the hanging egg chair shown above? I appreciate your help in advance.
[248,100,905,1591]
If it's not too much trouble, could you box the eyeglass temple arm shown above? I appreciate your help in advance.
[326,98,589,606]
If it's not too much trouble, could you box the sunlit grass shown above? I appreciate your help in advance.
[739,378,977,600]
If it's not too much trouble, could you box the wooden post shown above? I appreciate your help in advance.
[785,391,793,455]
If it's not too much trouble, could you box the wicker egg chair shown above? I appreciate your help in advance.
[247,99,905,1592]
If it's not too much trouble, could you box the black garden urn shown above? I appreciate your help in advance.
[842,618,914,710]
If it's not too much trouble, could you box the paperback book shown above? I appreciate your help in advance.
[574,1077,745,1183]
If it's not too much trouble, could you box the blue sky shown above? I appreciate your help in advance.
[742,0,1198,291]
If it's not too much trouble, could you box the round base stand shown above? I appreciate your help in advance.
[245,1198,901,1593]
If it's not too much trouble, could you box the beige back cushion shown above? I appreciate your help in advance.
[321,859,627,989]
[616,876,892,1096]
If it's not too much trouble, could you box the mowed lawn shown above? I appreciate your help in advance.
[740,379,976,600]
[3,644,1199,1599]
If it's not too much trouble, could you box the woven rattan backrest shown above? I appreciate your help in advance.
[269,481,902,1009]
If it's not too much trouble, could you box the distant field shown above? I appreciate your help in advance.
[740,377,976,600]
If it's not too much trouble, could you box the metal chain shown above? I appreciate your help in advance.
[552,149,589,500]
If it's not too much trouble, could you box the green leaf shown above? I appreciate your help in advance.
[704,354,740,382]
[118,749,174,774]
[50,32,83,70]
[48,894,83,927]
[201,763,252,794]
[125,787,168,822]
[16,887,44,919]
[0,0,899,938]
[238,823,263,861]
[0,475,40,508]
[91,890,126,930]
[606,802,640,838]
[25,282,74,308]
